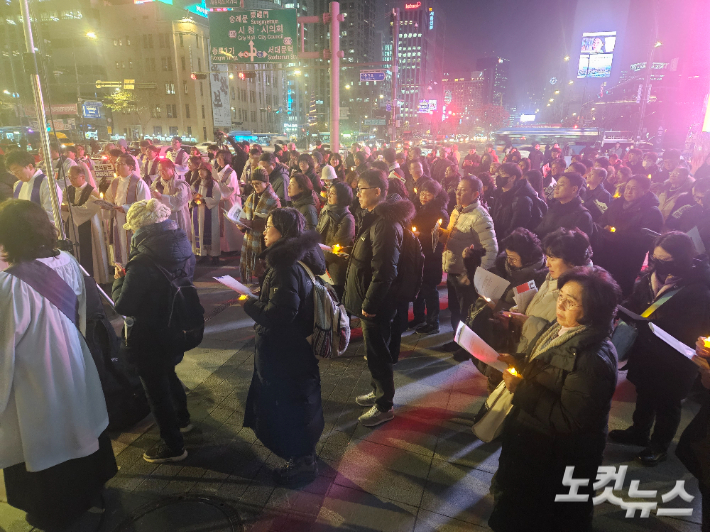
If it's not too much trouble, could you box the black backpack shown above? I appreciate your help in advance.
[150,258,205,352]
[394,227,425,302]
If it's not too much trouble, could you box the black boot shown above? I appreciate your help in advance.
[274,454,318,486]
[608,426,650,446]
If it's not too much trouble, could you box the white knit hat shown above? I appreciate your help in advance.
[321,164,338,181]
[123,198,172,231]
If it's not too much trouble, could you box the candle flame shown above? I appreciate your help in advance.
[332,244,341,253]
[704,337,710,349]
[610,227,616,232]
[239,295,248,301]
[507,367,519,376]
[437,219,442,225]
[100,192,104,199]
[412,226,417,232]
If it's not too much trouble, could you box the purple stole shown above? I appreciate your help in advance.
[14,173,46,204]
[143,159,159,185]
[108,175,139,246]
[192,181,214,250]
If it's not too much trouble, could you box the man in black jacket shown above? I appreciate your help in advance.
[583,167,612,222]
[259,152,290,203]
[344,169,415,427]
[535,172,594,240]
[490,163,541,242]
[222,132,249,177]
[529,143,544,171]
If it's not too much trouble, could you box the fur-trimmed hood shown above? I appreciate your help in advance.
[259,230,326,274]
[372,197,416,224]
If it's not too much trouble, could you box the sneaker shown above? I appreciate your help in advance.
[408,318,426,329]
[416,323,440,335]
[356,391,377,407]
[358,405,394,427]
[637,446,668,466]
[608,427,650,447]
[274,455,318,486]
[143,443,188,463]
[179,423,194,434]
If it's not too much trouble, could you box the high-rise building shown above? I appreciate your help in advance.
[476,57,510,107]
[441,71,485,118]
[397,0,445,130]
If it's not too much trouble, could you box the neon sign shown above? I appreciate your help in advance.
[405,2,421,9]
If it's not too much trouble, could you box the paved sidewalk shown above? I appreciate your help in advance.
[0,258,705,531]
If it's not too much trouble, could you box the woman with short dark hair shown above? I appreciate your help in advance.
[0,200,117,529]
[317,181,356,300]
[298,153,321,193]
[241,208,326,485]
[493,228,548,308]
[288,172,318,230]
[611,231,710,465]
[490,266,620,532]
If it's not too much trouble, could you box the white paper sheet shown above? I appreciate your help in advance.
[213,275,254,297]
[513,280,538,314]
[473,268,510,303]
[687,226,706,255]
[319,243,332,252]
[648,323,695,360]
[454,321,509,372]
[223,209,248,229]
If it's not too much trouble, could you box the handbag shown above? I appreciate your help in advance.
[472,380,514,442]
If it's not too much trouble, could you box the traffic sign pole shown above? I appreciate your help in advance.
[391,8,399,143]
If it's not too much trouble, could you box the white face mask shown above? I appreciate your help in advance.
[642,160,653,168]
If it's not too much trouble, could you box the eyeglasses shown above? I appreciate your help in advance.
[556,293,580,310]
[265,224,275,231]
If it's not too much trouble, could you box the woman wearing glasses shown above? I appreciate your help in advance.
[241,208,326,486]
[489,266,621,532]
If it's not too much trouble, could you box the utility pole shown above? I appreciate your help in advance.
[636,0,660,142]
[390,8,399,143]
[328,2,342,153]
[19,0,64,237]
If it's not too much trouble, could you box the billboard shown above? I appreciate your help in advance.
[418,99,437,114]
[210,64,231,128]
[577,31,616,78]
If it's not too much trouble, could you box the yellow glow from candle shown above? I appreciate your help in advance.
[239,295,248,301]
[507,367,519,376]
[411,226,417,232]
[704,337,710,349]
[100,192,104,199]
[610,227,616,233]
[332,244,341,253]
[437,219,442,225]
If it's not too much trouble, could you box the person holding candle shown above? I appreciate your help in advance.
[609,232,710,465]
[409,178,450,334]
[316,181,356,301]
[594,174,663,296]
[191,164,222,265]
[241,208,326,485]
[489,266,621,532]
[151,159,192,242]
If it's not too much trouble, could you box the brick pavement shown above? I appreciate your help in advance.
[0,258,705,531]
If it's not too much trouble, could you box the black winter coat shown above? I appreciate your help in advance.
[534,196,594,241]
[112,220,196,374]
[242,232,326,459]
[430,157,454,183]
[624,260,710,402]
[412,190,450,286]
[343,198,415,316]
[492,253,548,309]
[582,184,612,222]
[316,204,356,288]
[594,192,663,295]
[304,169,321,194]
[491,179,541,241]
[291,192,319,231]
[490,324,617,532]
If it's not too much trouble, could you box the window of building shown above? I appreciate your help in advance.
[150,105,161,118]
[185,104,190,118]
[187,126,192,137]
[170,126,178,136]
[251,111,257,122]
[126,36,131,46]
[231,87,235,100]
[201,105,205,119]
[162,57,169,71]
[250,90,255,103]
[154,126,163,136]
[197,58,201,71]
[165,83,175,95]
[203,126,207,141]
[179,34,184,48]
[200,82,204,97]
[183,81,188,94]
[181,57,186,71]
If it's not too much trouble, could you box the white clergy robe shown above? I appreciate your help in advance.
[62,183,111,284]
[192,179,222,257]
[0,252,108,471]
[216,164,243,252]
[103,172,150,265]
[13,169,63,225]
[151,177,192,241]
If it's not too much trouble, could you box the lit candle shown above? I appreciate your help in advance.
[704,337,710,349]
[610,227,616,233]
[507,367,519,376]
[411,226,417,232]
[100,192,104,200]
[437,218,442,225]
[239,294,248,301]
[332,244,341,253]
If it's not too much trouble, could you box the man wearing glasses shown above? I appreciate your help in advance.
[103,154,151,265]
[343,169,415,427]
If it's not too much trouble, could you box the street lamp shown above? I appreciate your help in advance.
[654,41,662,48]
[549,98,554,102]
[568,80,574,85]
[86,31,97,40]
[229,73,234,79]
[294,70,301,75]
[554,90,560,94]
[379,94,384,99]
[564,55,570,61]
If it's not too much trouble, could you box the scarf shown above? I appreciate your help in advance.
[530,322,588,361]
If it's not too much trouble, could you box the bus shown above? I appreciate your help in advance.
[493,127,603,151]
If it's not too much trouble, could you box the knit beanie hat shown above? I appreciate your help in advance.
[123,198,171,231]
[251,167,270,183]
[321,164,338,181]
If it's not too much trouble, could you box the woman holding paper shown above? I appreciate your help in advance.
[151,159,191,242]
[191,164,222,265]
[610,231,710,466]
[489,267,620,532]
[241,208,326,486]
[215,150,242,254]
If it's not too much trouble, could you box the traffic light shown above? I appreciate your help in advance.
[238,72,256,80]
[191,72,208,80]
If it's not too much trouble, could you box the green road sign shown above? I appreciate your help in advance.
[209,9,298,64]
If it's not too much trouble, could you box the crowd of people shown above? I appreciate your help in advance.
[3,134,710,531]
